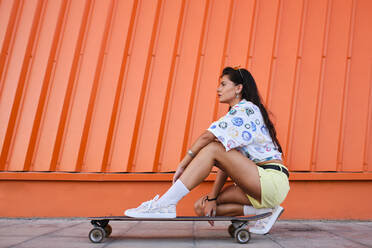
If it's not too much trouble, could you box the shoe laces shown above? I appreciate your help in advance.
[253,217,270,229]
[137,195,159,210]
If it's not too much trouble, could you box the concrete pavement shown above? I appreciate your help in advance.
[0,218,371,248]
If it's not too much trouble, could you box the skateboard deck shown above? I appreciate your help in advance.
[88,212,272,244]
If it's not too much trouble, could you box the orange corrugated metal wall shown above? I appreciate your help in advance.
[1,0,372,175]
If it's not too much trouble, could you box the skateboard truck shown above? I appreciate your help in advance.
[91,219,109,228]
[89,220,112,243]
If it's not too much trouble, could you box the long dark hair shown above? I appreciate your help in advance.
[220,66,283,154]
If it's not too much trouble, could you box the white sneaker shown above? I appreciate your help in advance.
[124,195,176,218]
[249,206,284,235]
[124,195,159,215]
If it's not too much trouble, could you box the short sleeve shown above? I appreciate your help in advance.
[207,104,257,152]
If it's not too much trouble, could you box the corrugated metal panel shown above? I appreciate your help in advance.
[0,0,371,173]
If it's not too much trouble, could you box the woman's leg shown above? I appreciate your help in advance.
[180,141,261,201]
[217,184,253,205]
[124,141,261,219]
[194,184,252,216]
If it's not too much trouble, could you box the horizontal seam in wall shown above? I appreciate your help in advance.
[0,172,372,181]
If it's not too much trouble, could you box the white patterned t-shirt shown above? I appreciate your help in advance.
[207,99,282,163]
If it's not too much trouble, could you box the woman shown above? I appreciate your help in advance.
[124,66,290,235]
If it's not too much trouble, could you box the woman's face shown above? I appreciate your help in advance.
[217,75,242,104]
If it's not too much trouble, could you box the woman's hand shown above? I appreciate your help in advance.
[172,165,185,184]
[202,198,217,226]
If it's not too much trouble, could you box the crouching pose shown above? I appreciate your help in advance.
[125,66,290,234]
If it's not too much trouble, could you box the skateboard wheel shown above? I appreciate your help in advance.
[228,224,235,238]
[104,224,112,237]
[89,227,106,243]
[234,228,251,244]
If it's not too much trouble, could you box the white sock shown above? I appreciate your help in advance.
[156,179,190,206]
[243,205,272,216]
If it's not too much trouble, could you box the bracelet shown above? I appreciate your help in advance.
[206,195,218,201]
[187,149,196,158]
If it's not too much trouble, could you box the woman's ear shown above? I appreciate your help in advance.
[236,84,243,94]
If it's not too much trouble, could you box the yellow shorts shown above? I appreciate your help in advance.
[247,163,290,209]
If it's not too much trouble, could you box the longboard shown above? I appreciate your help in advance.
[88,212,272,244]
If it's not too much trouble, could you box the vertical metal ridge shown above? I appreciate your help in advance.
[0,0,44,171]
[363,63,372,172]
[265,0,283,106]
[126,0,163,172]
[181,0,210,159]
[101,0,139,173]
[0,0,21,93]
[246,0,258,70]
[285,0,308,169]
[0,0,24,164]
[24,0,69,171]
[75,0,115,172]
[224,0,235,63]
[336,0,356,171]
[50,0,93,171]
[310,0,332,171]
[212,0,234,121]
[153,0,186,172]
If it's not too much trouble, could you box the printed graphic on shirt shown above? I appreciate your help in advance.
[256,133,266,144]
[228,127,239,138]
[232,117,244,127]
[242,131,252,142]
[250,121,256,132]
[219,122,228,129]
[227,140,236,149]
[229,109,237,115]
[261,125,269,136]
[264,144,272,152]
[246,108,255,116]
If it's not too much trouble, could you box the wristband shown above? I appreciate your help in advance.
[206,195,217,201]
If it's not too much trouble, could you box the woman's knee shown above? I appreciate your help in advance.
[201,141,224,155]
[194,197,205,216]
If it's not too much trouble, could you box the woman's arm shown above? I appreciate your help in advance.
[203,168,228,222]
[207,167,228,200]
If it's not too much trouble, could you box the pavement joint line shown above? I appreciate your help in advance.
[305,222,372,248]
[5,222,82,248]
[266,233,286,248]
[125,220,142,234]
[99,220,141,245]
[192,221,196,248]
